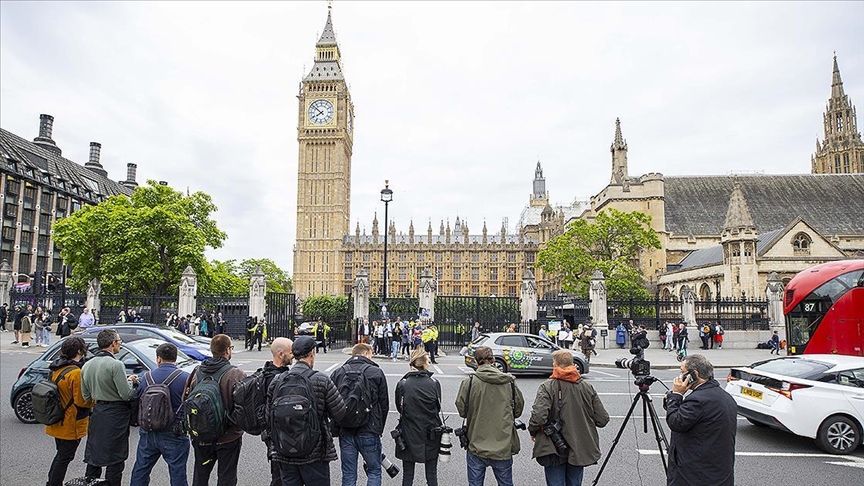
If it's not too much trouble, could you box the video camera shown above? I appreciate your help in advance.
[615,328,651,376]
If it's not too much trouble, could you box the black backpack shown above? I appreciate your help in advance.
[139,369,184,432]
[182,364,233,443]
[335,363,374,429]
[268,368,321,458]
[32,366,77,425]
[231,368,266,435]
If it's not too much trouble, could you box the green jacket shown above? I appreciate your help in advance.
[81,353,135,402]
[456,364,525,460]
[528,375,610,466]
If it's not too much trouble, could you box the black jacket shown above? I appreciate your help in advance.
[665,379,737,486]
[330,355,389,436]
[269,361,347,465]
[395,370,442,463]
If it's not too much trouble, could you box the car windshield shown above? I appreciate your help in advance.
[126,339,195,368]
[751,358,833,380]
[159,327,198,345]
[471,335,489,345]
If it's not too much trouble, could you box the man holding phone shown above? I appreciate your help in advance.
[664,354,737,486]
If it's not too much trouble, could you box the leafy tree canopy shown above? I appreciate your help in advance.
[53,180,226,294]
[301,295,349,322]
[200,258,292,295]
[537,208,661,300]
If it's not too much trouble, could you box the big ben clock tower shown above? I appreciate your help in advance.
[294,6,355,298]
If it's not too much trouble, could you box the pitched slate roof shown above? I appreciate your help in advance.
[0,128,132,201]
[664,174,864,237]
[675,227,784,271]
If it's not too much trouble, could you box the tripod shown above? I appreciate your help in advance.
[592,376,670,486]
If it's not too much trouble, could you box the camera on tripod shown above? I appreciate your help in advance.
[615,328,651,376]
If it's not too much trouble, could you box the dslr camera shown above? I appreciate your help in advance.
[514,419,527,431]
[542,421,569,455]
[454,425,470,449]
[390,428,407,452]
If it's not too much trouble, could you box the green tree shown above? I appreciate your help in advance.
[537,208,661,300]
[302,295,349,321]
[53,180,226,294]
[237,258,292,293]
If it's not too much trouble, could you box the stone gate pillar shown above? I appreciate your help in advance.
[589,270,608,328]
[353,269,370,321]
[249,266,266,322]
[178,266,198,318]
[681,285,697,325]
[418,268,436,322]
[86,278,102,322]
[766,272,785,338]
[520,270,538,323]
[0,259,11,308]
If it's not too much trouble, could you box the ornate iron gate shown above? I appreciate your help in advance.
[196,295,249,337]
[434,296,521,349]
[9,287,86,317]
[97,293,177,325]
[265,292,296,339]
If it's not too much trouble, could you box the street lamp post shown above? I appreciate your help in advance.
[380,181,393,307]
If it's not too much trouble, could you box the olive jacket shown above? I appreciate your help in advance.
[455,364,525,461]
[528,366,610,467]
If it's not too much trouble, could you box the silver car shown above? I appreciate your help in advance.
[461,332,590,375]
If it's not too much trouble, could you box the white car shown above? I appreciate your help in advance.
[725,354,864,454]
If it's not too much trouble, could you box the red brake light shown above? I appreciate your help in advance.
[18,367,26,379]
[767,381,812,400]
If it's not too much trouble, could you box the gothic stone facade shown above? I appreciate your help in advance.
[811,55,864,174]
[1,115,136,282]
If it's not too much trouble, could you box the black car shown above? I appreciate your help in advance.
[10,336,196,424]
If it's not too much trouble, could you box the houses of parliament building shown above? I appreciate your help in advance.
[291,8,864,300]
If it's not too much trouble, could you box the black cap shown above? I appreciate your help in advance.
[293,336,316,357]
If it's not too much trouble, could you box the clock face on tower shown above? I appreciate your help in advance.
[308,99,334,125]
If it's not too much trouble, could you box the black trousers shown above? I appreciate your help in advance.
[85,462,124,486]
[192,437,242,486]
[47,438,80,486]
[402,459,438,486]
[279,461,329,486]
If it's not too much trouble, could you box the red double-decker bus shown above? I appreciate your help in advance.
[784,260,864,356]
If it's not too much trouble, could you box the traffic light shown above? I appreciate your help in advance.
[47,274,58,292]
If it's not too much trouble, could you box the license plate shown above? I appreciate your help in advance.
[741,387,763,400]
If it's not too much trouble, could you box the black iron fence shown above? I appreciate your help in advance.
[196,295,249,337]
[434,296,521,350]
[537,299,590,327]
[265,292,296,339]
[99,293,178,325]
[368,297,420,322]
[8,288,86,316]
[693,298,769,330]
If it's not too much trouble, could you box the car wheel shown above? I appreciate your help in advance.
[746,418,769,427]
[13,389,37,424]
[493,358,508,373]
[816,415,861,455]
[575,361,585,375]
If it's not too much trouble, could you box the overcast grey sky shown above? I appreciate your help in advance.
[2,1,863,273]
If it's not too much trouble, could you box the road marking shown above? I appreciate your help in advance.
[325,363,339,373]
[589,370,621,377]
[639,450,851,459]
[458,366,475,374]
[826,456,864,469]
[433,365,444,374]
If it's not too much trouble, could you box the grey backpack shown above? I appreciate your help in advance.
[139,369,184,432]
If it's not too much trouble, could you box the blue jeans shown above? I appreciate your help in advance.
[129,429,190,486]
[43,328,51,346]
[544,463,584,486]
[466,451,513,486]
[391,341,400,359]
[340,433,382,486]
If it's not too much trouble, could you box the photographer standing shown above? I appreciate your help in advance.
[455,346,524,486]
[394,348,443,486]
[528,350,609,486]
[665,354,737,486]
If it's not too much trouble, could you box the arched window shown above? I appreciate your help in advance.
[661,288,672,300]
[835,154,841,173]
[793,232,811,255]
[699,283,711,301]
[843,153,850,172]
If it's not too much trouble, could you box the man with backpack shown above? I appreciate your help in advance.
[129,343,191,486]
[232,337,293,486]
[42,336,95,486]
[330,343,389,486]
[182,334,246,486]
[80,329,138,486]
[268,336,347,486]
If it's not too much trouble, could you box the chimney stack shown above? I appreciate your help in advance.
[33,114,62,155]
[84,142,108,178]
[123,163,139,188]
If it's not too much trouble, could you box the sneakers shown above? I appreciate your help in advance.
[10,340,18,344]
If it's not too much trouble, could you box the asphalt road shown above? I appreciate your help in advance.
[1,343,863,486]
